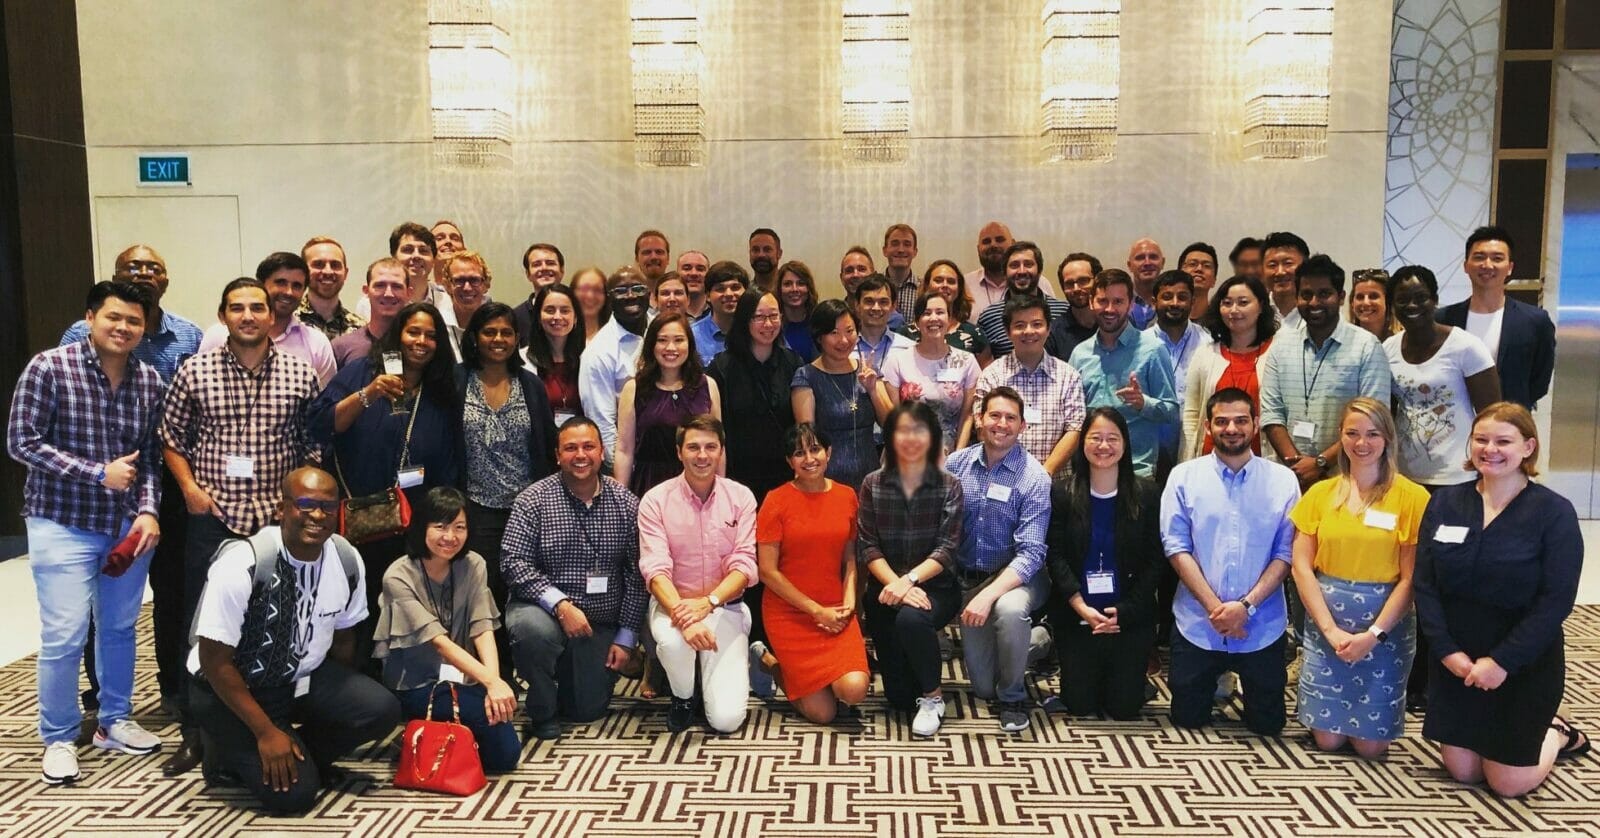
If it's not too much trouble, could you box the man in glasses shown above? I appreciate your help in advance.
[578,266,654,466]
[1177,242,1219,321]
[187,466,399,813]
[439,251,494,361]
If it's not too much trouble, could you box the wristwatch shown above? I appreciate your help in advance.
[1313,454,1328,471]
[95,464,107,483]
[1368,625,1389,642]
[1236,597,1257,617]
[707,593,722,608]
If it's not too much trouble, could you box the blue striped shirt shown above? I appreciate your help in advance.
[944,443,1051,581]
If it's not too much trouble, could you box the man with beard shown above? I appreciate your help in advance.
[1068,269,1179,478]
[198,252,336,387]
[1161,388,1299,736]
[579,266,654,465]
[1044,252,1101,363]
[1261,232,1310,331]
[965,221,1061,320]
[677,250,712,320]
[1151,271,1211,463]
[882,223,920,318]
[296,237,365,340]
[1126,238,1164,330]
[691,262,749,365]
[332,258,409,369]
[159,278,322,775]
[1229,237,1264,283]
[1260,254,1390,491]
[748,228,782,294]
[513,242,565,341]
[1177,242,1219,321]
[976,242,1070,358]
[635,230,671,288]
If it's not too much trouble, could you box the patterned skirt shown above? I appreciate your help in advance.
[1296,573,1416,741]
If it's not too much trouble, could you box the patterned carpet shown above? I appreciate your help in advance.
[0,608,1596,837]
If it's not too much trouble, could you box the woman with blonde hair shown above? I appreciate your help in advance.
[1414,402,1588,796]
[1289,397,1429,758]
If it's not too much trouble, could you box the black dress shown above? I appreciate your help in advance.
[708,346,801,506]
[1413,481,1583,766]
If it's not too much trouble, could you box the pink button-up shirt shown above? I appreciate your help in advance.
[638,475,758,598]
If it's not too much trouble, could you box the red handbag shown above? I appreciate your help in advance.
[394,682,486,796]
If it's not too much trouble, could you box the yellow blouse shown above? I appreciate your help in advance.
[1289,474,1431,583]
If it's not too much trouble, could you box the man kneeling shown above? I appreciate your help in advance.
[188,467,401,813]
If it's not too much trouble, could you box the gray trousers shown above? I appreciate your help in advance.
[505,601,620,724]
[961,573,1051,703]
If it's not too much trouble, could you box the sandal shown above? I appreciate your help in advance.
[1552,716,1591,761]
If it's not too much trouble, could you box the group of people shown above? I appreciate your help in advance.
[5,216,1586,815]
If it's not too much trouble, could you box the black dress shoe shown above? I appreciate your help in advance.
[667,698,694,733]
[161,736,204,777]
[526,718,561,741]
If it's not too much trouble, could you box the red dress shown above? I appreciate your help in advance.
[756,481,868,699]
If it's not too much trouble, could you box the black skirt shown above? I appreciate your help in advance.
[1422,631,1564,767]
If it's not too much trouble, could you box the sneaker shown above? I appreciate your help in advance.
[93,719,162,756]
[998,701,1030,732]
[1286,651,1304,686]
[912,696,945,737]
[41,742,80,785]
[1214,672,1237,702]
[667,697,695,733]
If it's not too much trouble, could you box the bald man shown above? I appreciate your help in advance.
[964,221,1060,323]
[1126,238,1164,329]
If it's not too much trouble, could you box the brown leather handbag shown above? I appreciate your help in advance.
[335,384,420,544]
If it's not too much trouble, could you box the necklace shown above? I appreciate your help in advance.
[821,363,859,412]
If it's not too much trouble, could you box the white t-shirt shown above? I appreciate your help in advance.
[1384,328,1496,485]
[881,345,980,452]
[187,527,368,679]
[1465,307,1504,358]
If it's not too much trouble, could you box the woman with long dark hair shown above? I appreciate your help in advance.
[615,312,721,495]
[792,300,893,490]
[522,283,587,425]
[708,290,801,504]
[1181,275,1278,460]
[1045,407,1164,718]
[775,261,820,363]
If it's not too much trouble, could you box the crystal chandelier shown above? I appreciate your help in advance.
[428,0,512,168]
[841,0,911,163]
[1041,0,1120,163]
[1243,0,1334,160]
[631,0,705,167]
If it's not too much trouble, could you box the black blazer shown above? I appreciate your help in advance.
[1044,476,1164,630]
[453,365,559,488]
[1435,296,1554,410]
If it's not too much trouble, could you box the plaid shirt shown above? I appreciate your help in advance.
[888,271,920,321]
[296,297,366,341]
[7,340,164,534]
[944,443,1051,581]
[856,466,964,581]
[500,474,647,649]
[160,345,320,534]
[973,353,1086,465]
[59,309,204,384]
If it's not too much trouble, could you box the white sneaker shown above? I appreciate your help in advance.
[1214,672,1238,702]
[93,719,162,755]
[42,742,80,785]
[912,696,945,737]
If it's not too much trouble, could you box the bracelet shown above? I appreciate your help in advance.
[357,386,372,409]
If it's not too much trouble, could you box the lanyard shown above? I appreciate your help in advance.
[1300,341,1331,413]
[566,489,609,575]
[420,559,455,636]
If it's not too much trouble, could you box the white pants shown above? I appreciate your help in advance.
[649,600,751,733]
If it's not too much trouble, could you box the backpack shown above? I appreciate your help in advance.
[188,530,363,647]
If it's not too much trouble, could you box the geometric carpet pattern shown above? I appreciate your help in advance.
[0,608,1596,836]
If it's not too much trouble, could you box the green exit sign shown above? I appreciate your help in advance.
[138,154,190,186]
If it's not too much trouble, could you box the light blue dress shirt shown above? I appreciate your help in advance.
[1069,324,1180,477]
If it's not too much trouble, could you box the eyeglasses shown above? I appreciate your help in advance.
[751,313,783,324]
[451,275,487,288]
[292,497,340,514]
[121,260,166,276]
[1181,259,1216,271]
[609,284,649,298]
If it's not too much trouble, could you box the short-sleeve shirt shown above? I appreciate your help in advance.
[881,346,979,453]
[1289,475,1430,583]
[186,528,368,679]
[1383,328,1496,485]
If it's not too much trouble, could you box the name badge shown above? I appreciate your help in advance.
[438,663,465,684]
[225,455,255,479]
[397,467,425,489]
[1363,509,1397,531]
[1023,407,1042,425]
[586,574,609,594]
[1291,420,1316,441]
[1085,571,1115,595]
[294,676,310,698]
[1434,524,1468,544]
[985,483,1012,503]
[936,368,963,383]
[553,411,576,427]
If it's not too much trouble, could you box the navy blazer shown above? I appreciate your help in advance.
[1435,296,1554,410]
[453,365,559,487]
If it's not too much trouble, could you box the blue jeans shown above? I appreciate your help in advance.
[396,683,523,773]
[26,516,150,745]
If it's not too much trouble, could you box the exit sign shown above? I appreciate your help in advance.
[138,154,190,186]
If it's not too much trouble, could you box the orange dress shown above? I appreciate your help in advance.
[756,481,869,699]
